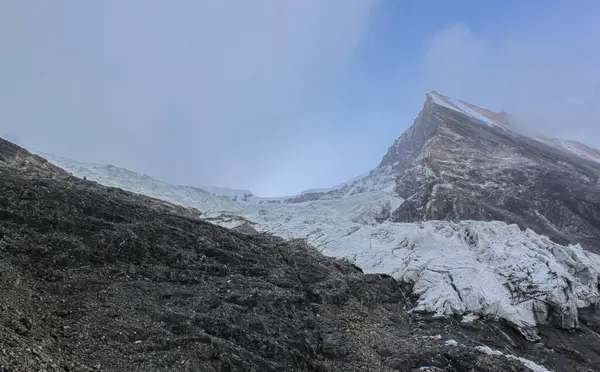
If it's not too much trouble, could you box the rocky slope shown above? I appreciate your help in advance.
[4,137,588,371]
[387,92,600,254]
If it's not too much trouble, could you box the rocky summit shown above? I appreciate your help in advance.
[387,92,600,254]
[7,137,599,371]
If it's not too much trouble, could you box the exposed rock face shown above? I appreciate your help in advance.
[6,137,592,371]
[386,93,600,253]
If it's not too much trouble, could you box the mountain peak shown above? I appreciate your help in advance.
[426,91,510,129]
[426,92,600,165]
[383,92,600,253]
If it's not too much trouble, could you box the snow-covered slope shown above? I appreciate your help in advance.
[41,152,397,206]
[537,137,600,165]
[429,91,508,129]
[40,153,243,213]
[36,91,600,341]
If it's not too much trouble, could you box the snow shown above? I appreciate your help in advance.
[475,346,504,356]
[40,153,600,340]
[38,154,244,213]
[300,172,370,194]
[444,339,458,346]
[461,314,479,323]
[476,346,552,372]
[429,91,458,111]
[429,91,502,128]
[39,152,400,206]
[195,185,258,203]
[312,220,599,340]
[535,137,600,164]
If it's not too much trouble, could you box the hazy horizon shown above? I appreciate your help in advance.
[2,1,599,196]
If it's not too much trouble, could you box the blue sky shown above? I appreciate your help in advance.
[1,1,599,196]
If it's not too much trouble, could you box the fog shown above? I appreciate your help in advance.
[425,8,600,145]
[0,1,375,196]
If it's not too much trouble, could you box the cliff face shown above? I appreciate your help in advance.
[386,93,600,253]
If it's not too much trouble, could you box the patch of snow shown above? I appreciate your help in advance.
[535,137,600,164]
[195,185,258,203]
[475,346,505,356]
[513,356,553,372]
[429,92,502,128]
[476,346,552,372]
[461,314,479,323]
[444,339,458,346]
[429,91,459,112]
[300,172,370,194]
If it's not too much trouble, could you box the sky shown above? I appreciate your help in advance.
[1,1,599,196]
